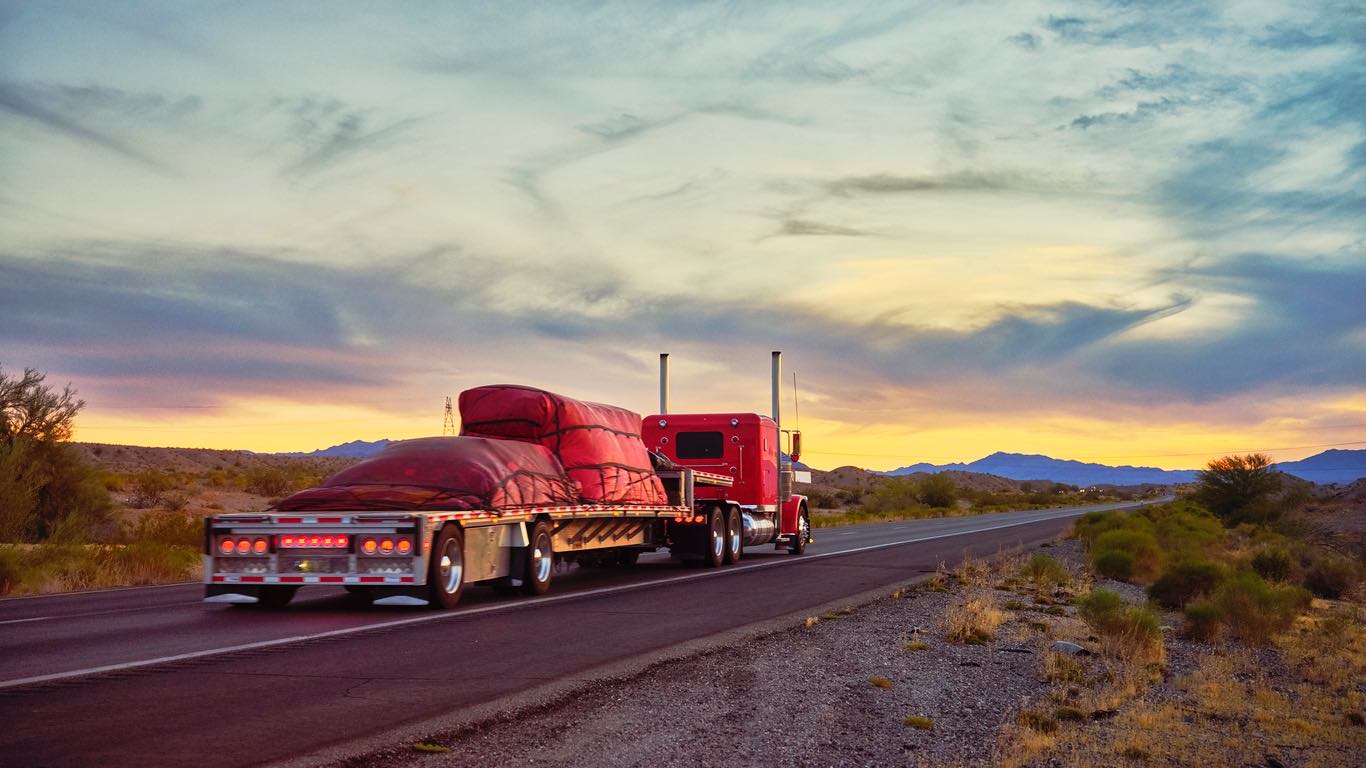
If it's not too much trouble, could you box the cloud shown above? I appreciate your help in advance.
[0,81,172,173]
[771,218,872,238]
[826,171,1025,196]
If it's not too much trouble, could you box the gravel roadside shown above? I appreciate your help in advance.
[338,542,1083,768]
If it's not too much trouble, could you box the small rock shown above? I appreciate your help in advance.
[1052,640,1090,655]
[1265,756,1286,768]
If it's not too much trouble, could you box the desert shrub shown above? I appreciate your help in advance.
[1252,547,1294,582]
[804,489,840,509]
[131,512,203,548]
[1304,557,1357,599]
[1212,572,1310,645]
[1055,706,1086,722]
[1072,510,1126,545]
[1092,528,1163,582]
[1077,589,1162,660]
[1195,453,1281,526]
[946,594,1005,644]
[1093,549,1136,580]
[129,469,174,509]
[918,473,957,508]
[1022,553,1069,592]
[1151,505,1224,558]
[1018,710,1059,734]
[205,471,228,488]
[244,465,293,497]
[1148,560,1225,609]
[861,477,923,515]
[1077,589,1125,630]
[1182,599,1223,641]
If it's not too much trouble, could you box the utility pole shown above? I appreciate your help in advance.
[442,396,456,436]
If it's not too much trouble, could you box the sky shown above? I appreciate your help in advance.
[1,1,1364,471]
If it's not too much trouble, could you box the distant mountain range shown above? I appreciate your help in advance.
[276,439,394,458]
[277,440,1365,486]
[881,449,1366,487]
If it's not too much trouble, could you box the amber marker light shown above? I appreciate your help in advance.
[397,539,412,555]
[362,538,378,554]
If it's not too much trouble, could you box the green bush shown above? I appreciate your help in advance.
[1094,549,1137,580]
[1148,560,1225,609]
[918,474,957,508]
[1212,572,1310,645]
[860,477,923,515]
[1022,553,1069,591]
[1077,589,1125,630]
[129,469,174,509]
[1182,599,1223,641]
[244,465,293,497]
[1092,528,1164,582]
[1304,557,1356,599]
[1252,547,1294,582]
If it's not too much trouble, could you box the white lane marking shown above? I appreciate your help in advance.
[0,503,1140,691]
[0,601,205,625]
[0,581,197,603]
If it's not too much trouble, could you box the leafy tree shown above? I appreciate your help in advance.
[0,364,110,542]
[1194,454,1281,526]
[918,473,957,508]
[1,366,85,443]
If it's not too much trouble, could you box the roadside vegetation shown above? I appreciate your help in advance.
[994,453,1364,767]
[807,474,1129,529]
[0,364,359,596]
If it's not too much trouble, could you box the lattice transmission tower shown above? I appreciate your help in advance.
[442,396,457,436]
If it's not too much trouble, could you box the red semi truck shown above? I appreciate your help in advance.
[203,352,809,608]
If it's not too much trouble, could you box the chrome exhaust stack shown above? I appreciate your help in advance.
[659,353,670,414]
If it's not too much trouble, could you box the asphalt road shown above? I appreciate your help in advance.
[0,502,1145,768]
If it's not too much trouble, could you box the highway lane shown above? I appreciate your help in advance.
[1,502,1141,767]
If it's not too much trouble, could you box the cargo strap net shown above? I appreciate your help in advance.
[459,384,668,506]
[274,436,579,511]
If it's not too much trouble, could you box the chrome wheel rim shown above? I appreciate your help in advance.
[533,533,552,582]
[439,539,463,593]
[799,515,809,542]
[711,515,724,559]
[728,513,741,555]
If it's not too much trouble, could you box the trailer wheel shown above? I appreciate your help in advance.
[428,525,466,609]
[723,506,743,564]
[522,520,554,595]
[703,507,725,568]
[258,586,297,609]
[615,549,640,568]
[788,506,810,555]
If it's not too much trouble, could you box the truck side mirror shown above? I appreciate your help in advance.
[790,431,802,463]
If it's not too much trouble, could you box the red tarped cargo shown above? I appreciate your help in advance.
[459,385,668,506]
[275,436,579,511]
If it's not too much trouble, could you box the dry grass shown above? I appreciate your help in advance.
[903,715,934,730]
[901,640,929,652]
[0,542,200,596]
[946,592,1006,644]
[868,675,893,689]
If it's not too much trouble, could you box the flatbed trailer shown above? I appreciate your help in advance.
[203,467,747,608]
[204,351,809,609]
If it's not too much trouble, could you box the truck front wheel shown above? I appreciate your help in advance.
[522,520,554,595]
[788,506,810,555]
[428,525,466,609]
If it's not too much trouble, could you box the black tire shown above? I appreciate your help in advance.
[428,525,466,609]
[723,506,743,564]
[523,520,554,596]
[343,585,372,603]
[615,549,641,568]
[702,507,725,568]
[788,506,810,555]
[258,586,297,609]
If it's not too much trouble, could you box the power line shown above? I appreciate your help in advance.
[442,397,456,436]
